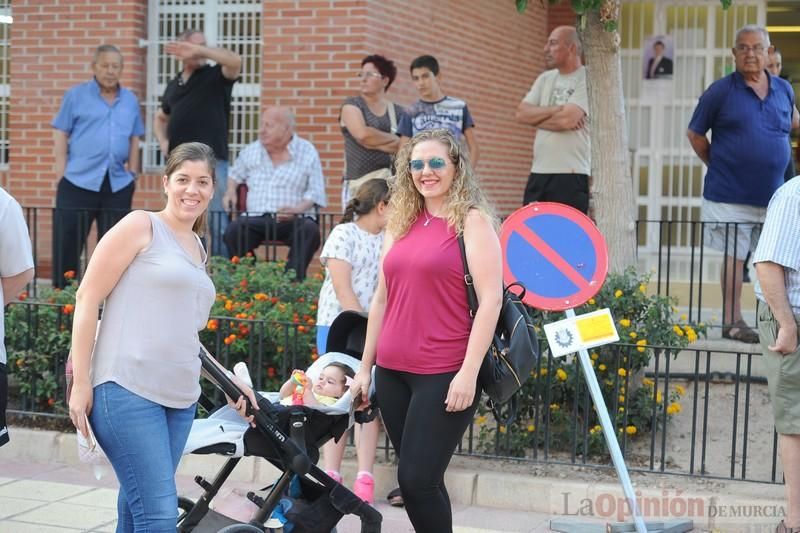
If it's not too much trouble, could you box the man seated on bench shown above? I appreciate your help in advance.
[223,106,327,280]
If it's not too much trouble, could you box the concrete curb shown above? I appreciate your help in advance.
[5,427,787,530]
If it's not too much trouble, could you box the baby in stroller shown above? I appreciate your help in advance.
[178,311,381,533]
[278,362,355,407]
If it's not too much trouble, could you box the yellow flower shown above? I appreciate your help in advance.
[590,359,595,367]
[590,352,599,360]
[642,377,654,387]
[687,332,698,343]
[527,424,536,433]
[629,332,638,339]
[589,424,602,435]
[636,339,647,346]
[476,415,487,425]
[540,368,548,376]
[620,386,626,393]
[556,368,568,382]
[614,290,623,298]
[550,403,560,410]
[618,406,625,413]
[598,364,607,372]
[680,313,688,321]
[499,425,507,434]
[673,325,684,337]
[639,283,647,294]
[531,369,538,378]
[619,395,626,403]
[675,385,686,395]
[666,402,682,415]
[625,425,637,435]
[588,298,596,305]
[619,318,631,328]
[637,346,646,352]
[656,391,663,404]
[618,368,627,377]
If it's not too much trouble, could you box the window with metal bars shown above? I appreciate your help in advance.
[0,1,11,169]
[143,0,262,171]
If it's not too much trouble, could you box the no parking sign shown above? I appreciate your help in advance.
[501,203,654,533]
[501,202,607,311]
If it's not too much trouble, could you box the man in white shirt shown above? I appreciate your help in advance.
[222,107,327,280]
[515,25,590,214]
[0,187,35,447]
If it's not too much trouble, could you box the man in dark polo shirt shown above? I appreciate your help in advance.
[154,29,241,255]
[687,24,799,344]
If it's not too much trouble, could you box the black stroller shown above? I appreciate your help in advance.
[177,311,381,533]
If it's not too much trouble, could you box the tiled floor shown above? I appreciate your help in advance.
[0,460,558,532]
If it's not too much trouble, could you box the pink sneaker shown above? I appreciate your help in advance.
[353,474,375,504]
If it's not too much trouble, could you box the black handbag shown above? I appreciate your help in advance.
[457,236,540,422]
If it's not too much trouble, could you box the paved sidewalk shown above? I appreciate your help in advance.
[0,458,562,532]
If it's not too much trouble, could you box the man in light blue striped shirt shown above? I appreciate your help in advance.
[754,176,800,533]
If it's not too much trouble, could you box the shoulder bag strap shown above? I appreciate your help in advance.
[387,101,398,134]
[457,235,479,318]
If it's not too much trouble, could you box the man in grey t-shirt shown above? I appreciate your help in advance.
[515,25,591,214]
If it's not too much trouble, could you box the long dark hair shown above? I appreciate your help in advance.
[163,142,217,234]
[341,178,391,223]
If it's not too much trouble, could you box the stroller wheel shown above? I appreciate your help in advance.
[177,496,195,524]
[217,525,264,532]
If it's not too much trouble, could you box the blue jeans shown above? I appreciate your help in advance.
[209,159,229,256]
[89,382,196,533]
[316,325,330,354]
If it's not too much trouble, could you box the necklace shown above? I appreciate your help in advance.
[423,209,438,227]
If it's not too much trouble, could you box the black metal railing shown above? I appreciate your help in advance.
[5,301,776,484]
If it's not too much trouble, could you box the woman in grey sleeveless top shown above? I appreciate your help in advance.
[339,54,406,206]
[68,143,256,532]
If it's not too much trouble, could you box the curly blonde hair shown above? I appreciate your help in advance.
[388,129,496,238]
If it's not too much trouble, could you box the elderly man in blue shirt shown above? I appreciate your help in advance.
[687,24,799,344]
[52,44,145,288]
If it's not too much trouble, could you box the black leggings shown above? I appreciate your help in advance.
[375,366,480,533]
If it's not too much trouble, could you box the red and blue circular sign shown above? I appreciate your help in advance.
[501,203,608,311]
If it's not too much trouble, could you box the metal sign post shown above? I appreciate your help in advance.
[500,204,692,533]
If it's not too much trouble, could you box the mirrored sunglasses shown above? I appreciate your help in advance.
[409,157,448,172]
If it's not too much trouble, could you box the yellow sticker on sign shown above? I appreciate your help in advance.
[576,313,616,343]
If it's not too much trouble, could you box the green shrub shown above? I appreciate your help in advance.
[476,268,705,458]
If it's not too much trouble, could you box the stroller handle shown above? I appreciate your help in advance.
[198,350,312,476]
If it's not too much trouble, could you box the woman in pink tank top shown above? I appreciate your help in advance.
[351,129,503,533]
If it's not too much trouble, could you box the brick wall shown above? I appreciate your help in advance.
[261,0,369,209]
[9,0,148,277]
[365,0,547,214]
[7,0,550,277]
[547,3,578,33]
[262,0,547,215]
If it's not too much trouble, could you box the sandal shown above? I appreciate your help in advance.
[722,319,759,344]
[387,487,404,507]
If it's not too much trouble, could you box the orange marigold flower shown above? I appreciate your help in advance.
[62,304,75,315]
[254,293,268,301]
[298,325,307,333]
[297,297,305,303]
[267,367,276,378]
[207,319,218,331]
[64,270,76,280]
[224,334,237,345]
[17,291,27,301]
[231,256,240,264]
[239,279,248,288]
[245,251,253,257]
